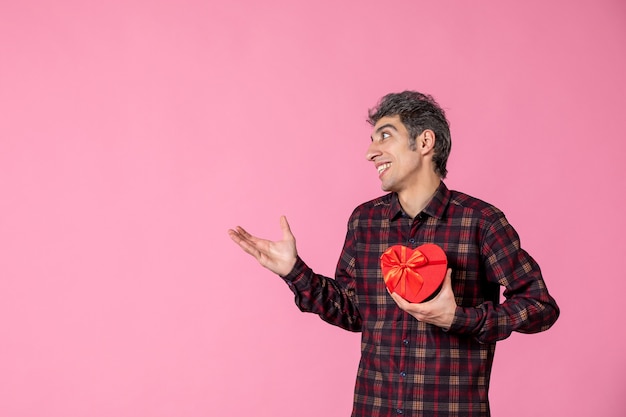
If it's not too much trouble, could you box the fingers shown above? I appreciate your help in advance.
[388,290,415,312]
[227,228,243,244]
[232,225,254,242]
[228,227,262,259]
[390,292,407,308]
[227,226,249,245]
[230,226,262,247]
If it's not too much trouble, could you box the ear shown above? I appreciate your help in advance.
[418,129,436,154]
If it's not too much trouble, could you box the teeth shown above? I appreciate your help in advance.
[377,163,391,174]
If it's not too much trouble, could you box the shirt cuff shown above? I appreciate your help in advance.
[280,256,308,285]
[448,305,484,336]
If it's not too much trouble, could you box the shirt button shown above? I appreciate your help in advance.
[400,371,407,377]
[408,238,416,244]
[403,339,409,345]
[396,409,403,414]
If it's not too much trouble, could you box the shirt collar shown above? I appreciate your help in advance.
[388,181,451,221]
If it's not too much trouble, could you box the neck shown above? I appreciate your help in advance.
[398,174,441,219]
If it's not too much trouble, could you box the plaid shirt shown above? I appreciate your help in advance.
[282,182,559,417]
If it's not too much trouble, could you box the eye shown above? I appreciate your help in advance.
[381,132,390,140]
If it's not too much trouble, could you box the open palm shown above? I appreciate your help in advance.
[228,215,298,276]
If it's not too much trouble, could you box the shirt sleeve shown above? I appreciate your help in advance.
[447,213,559,343]
[280,221,362,332]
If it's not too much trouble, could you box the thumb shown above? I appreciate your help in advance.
[280,215,294,241]
[441,268,453,292]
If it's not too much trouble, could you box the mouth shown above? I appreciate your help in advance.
[377,162,391,176]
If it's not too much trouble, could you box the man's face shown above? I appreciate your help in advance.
[366,115,423,193]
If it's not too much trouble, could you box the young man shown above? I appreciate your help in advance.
[228,91,559,417]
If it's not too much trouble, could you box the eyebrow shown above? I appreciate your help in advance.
[370,123,398,140]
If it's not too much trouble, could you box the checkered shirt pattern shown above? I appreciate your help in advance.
[282,182,559,417]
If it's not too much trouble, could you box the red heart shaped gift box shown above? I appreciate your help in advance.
[380,243,448,303]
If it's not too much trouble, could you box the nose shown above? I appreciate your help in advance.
[366,140,381,161]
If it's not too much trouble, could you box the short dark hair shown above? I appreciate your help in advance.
[367,91,452,178]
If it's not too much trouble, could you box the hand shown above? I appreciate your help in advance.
[228,215,298,277]
[388,268,457,330]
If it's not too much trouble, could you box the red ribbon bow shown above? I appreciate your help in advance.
[380,244,447,303]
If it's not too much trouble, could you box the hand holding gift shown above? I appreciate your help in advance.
[381,244,457,329]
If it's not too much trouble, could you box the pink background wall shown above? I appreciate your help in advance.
[1,1,625,416]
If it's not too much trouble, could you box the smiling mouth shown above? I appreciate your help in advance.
[377,163,391,175]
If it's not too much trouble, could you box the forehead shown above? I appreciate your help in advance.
[372,115,406,134]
